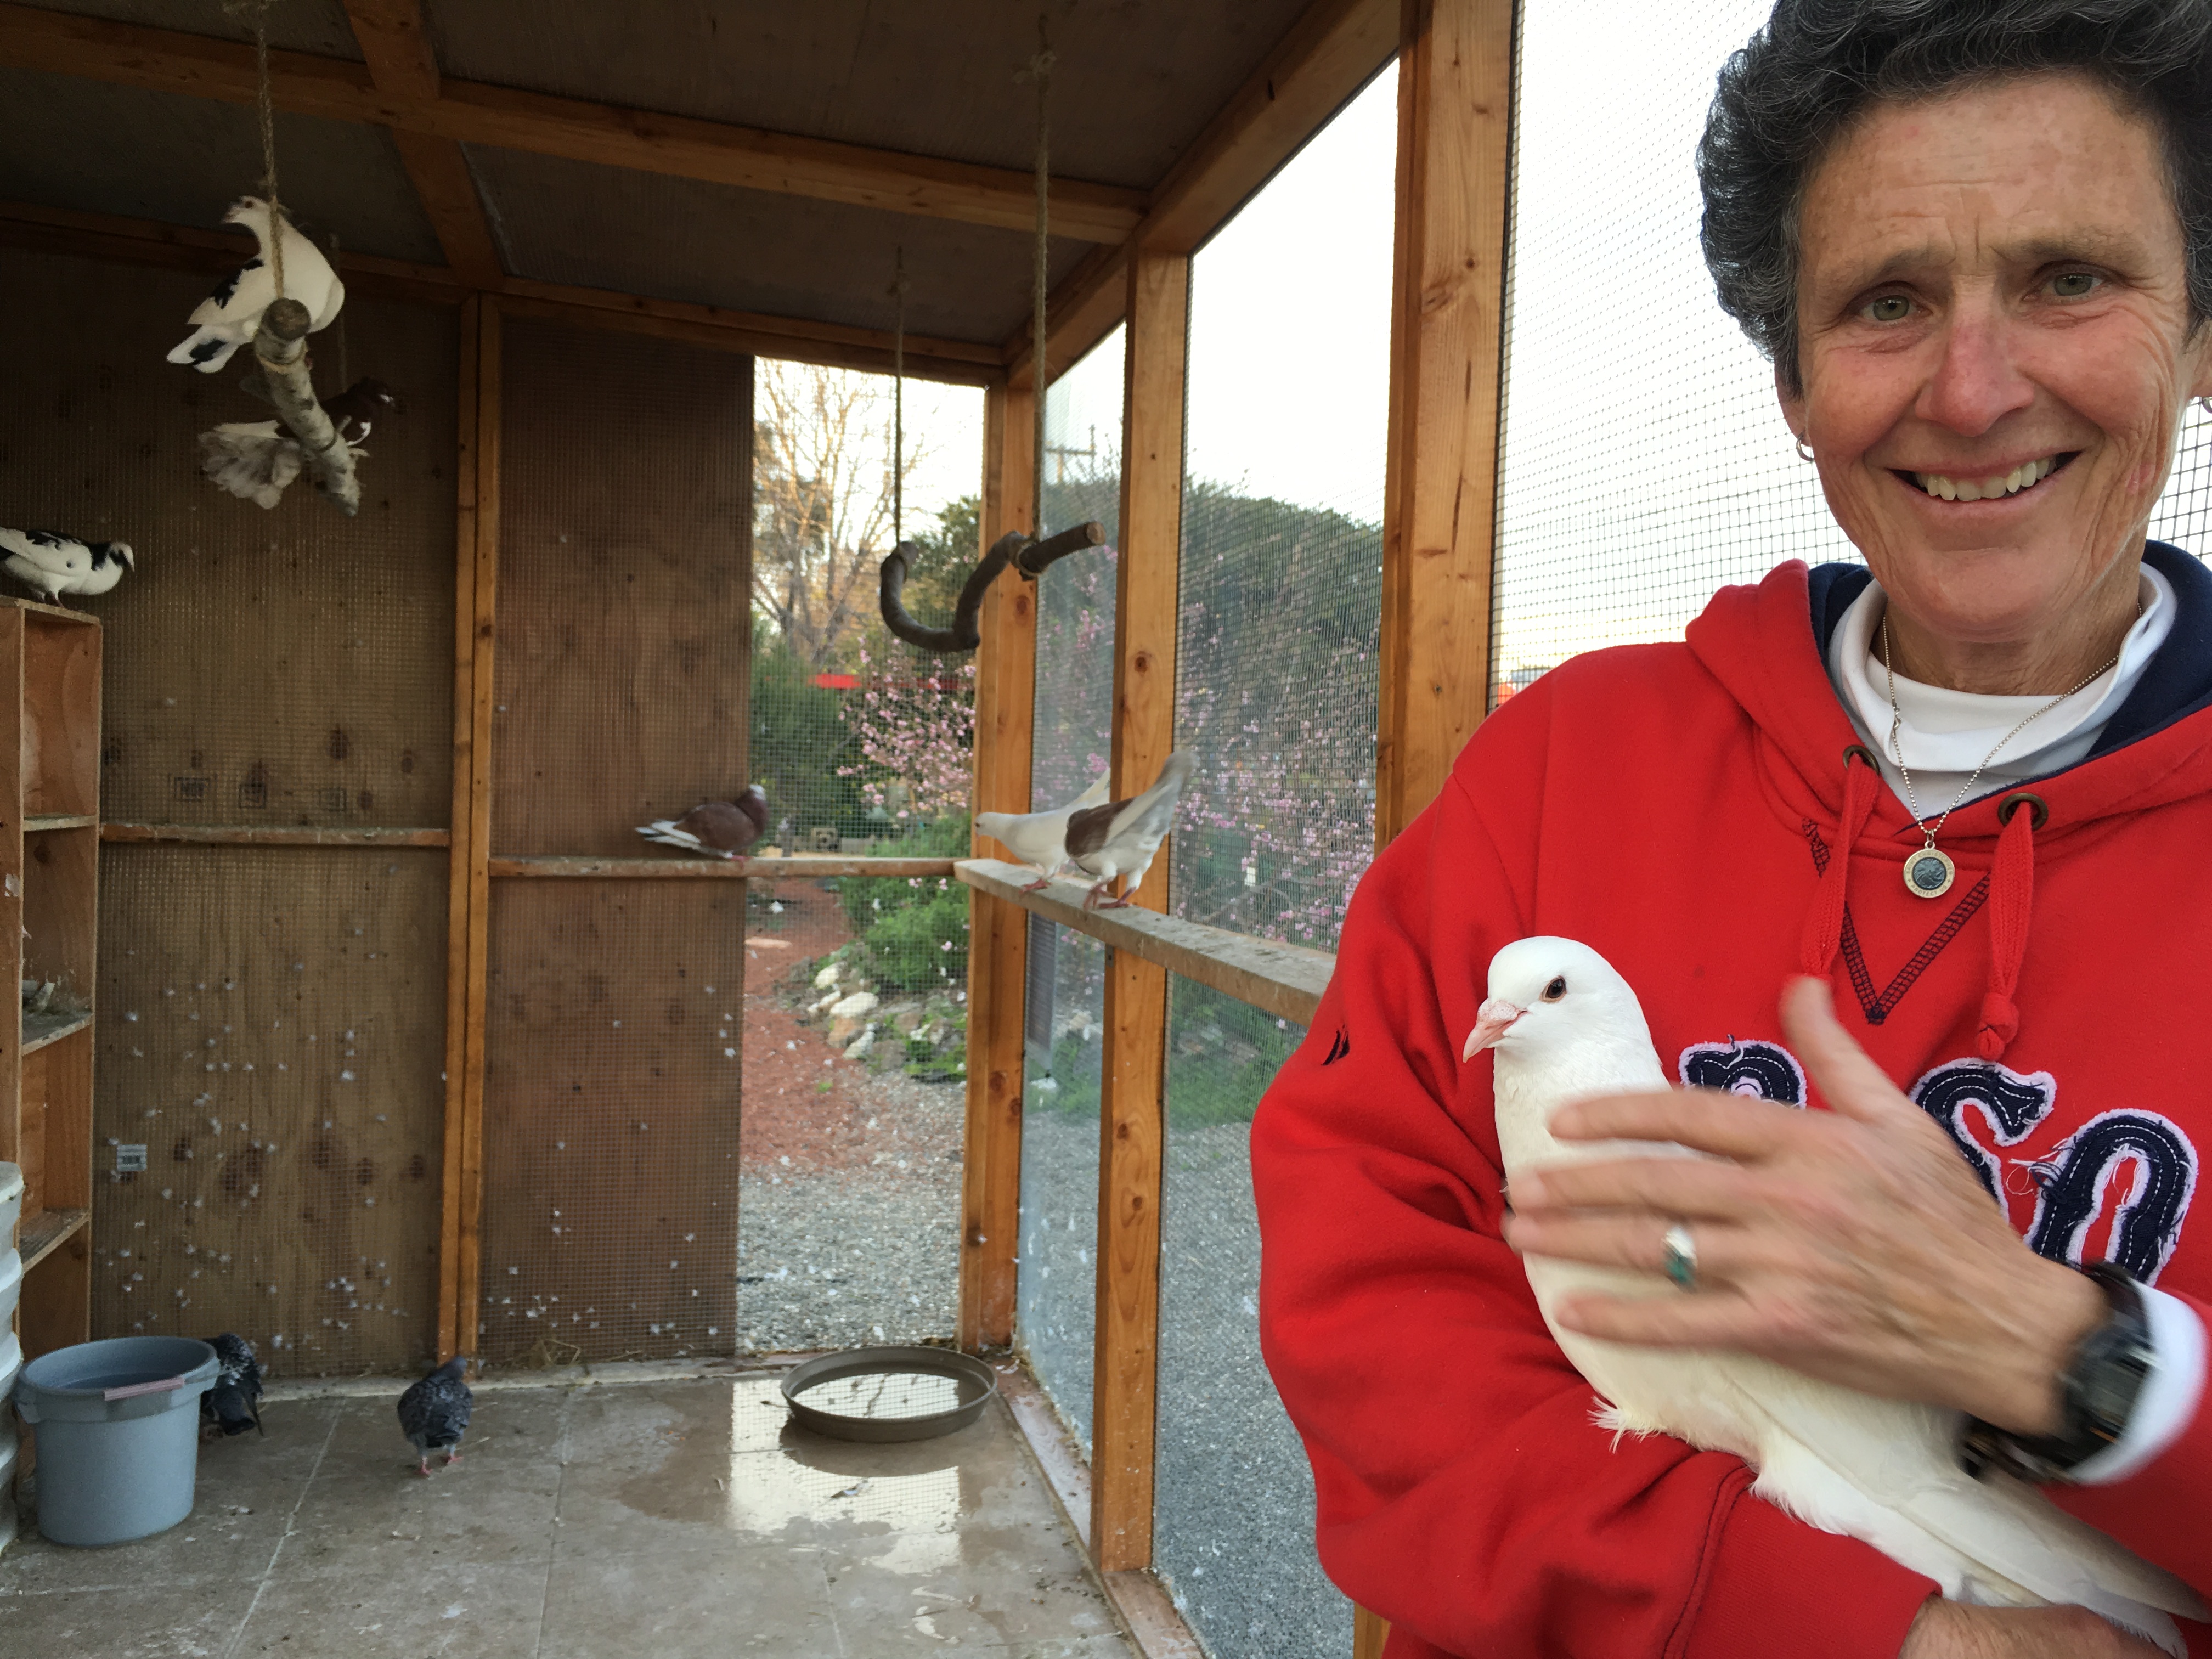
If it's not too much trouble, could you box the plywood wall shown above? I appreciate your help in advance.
[0,245,458,1374]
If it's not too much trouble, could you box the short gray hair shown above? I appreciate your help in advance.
[1699,0,2212,393]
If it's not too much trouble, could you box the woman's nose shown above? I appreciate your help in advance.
[1915,304,2036,438]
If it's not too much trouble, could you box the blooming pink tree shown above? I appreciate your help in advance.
[838,642,976,823]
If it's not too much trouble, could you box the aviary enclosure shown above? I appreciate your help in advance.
[6,0,2208,1657]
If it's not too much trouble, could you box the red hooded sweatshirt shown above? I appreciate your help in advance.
[1252,556,2212,1659]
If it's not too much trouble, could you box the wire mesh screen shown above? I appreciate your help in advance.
[1015,923,1104,1456]
[1031,326,1125,811]
[737,870,964,1352]
[1149,72,1393,1656]
[94,845,449,1375]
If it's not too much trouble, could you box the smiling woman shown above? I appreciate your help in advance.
[1251,4,2212,1659]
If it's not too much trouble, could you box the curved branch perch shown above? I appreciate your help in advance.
[879,521,1105,653]
[253,296,359,516]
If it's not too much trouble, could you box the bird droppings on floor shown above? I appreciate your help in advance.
[0,1372,1135,1659]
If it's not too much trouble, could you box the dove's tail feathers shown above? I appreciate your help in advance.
[1066,772,1112,809]
[169,328,243,372]
[638,822,703,850]
[199,425,300,510]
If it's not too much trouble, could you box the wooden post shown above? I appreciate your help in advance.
[1374,0,1515,847]
[438,295,498,1364]
[1090,249,1189,1571]
[958,380,1037,1352]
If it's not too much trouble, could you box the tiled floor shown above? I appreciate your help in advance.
[0,1370,1136,1658]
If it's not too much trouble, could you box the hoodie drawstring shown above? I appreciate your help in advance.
[1801,746,1879,978]
[1978,792,2045,1062]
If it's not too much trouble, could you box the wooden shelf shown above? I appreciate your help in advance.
[491,854,957,879]
[17,1206,88,1273]
[21,1008,90,1053]
[24,814,95,832]
[956,857,1335,1027]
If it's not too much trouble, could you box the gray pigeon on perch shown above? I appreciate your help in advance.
[199,1333,264,1439]
[637,786,770,859]
[1063,753,1195,911]
[397,1356,472,1476]
[0,528,134,605]
[973,771,1113,890]
[200,378,400,510]
[167,197,345,374]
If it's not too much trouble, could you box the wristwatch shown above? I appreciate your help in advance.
[1960,1261,2156,1484]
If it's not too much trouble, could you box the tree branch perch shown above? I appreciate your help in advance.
[252,296,359,516]
[879,521,1105,653]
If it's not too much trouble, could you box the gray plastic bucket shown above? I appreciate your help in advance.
[13,1337,218,1546]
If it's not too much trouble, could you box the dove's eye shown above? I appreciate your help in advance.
[1542,976,1567,1002]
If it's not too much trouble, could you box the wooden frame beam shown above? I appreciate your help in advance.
[1374,0,1514,847]
[0,199,1003,385]
[340,0,504,288]
[0,3,1144,242]
[1090,247,1189,1573]
[1004,0,1396,386]
[959,382,1039,1353]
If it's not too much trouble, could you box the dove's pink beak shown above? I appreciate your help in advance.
[1462,997,1525,1061]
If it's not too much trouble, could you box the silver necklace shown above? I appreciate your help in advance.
[1881,616,2118,899]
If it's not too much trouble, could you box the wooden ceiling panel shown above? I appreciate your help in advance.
[0,66,445,262]
[422,0,1317,191]
[26,0,363,58]
[466,144,1094,345]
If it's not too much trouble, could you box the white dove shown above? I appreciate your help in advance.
[0,528,134,605]
[974,771,1113,890]
[1463,936,2204,1654]
[1062,752,1195,910]
[167,197,345,374]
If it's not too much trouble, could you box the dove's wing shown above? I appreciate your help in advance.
[977,807,1075,869]
[1062,772,1111,810]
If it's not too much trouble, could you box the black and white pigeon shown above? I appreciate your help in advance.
[397,1356,472,1477]
[974,772,1112,890]
[167,197,345,374]
[199,1333,264,1439]
[637,785,770,859]
[0,528,134,604]
[1064,752,1195,911]
[199,378,400,510]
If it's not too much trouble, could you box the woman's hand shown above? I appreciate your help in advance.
[1899,1599,2169,1657]
[1500,975,2104,1433]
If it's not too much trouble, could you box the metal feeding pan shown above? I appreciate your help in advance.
[780,1346,997,1443]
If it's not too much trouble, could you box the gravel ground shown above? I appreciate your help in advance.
[1015,1108,1103,1455]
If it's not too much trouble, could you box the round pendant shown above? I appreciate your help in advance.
[1903,846,1956,899]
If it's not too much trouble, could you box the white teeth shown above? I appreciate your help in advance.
[1912,456,2057,500]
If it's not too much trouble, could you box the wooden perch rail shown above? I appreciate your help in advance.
[255,296,360,515]
[957,857,1335,1026]
[879,521,1106,653]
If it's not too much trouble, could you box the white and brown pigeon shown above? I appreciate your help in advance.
[199,378,400,510]
[638,786,769,860]
[167,197,345,374]
[0,528,134,605]
[974,771,1113,890]
[397,1356,472,1477]
[1464,936,2204,1655]
[1063,752,1194,911]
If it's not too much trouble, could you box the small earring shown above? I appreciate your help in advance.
[1794,436,1816,462]
[2199,397,2212,415]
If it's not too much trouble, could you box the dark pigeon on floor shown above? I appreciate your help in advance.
[199,1332,264,1438]
[397,1356,472,1476]
[637,785,769,859]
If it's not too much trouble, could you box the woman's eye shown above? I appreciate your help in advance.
[1863,295,1911,324]
[1542,976,1567,1002]
[2051,270,2100,299]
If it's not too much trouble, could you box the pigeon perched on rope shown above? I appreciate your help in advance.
[0,528,134,605]
[1464,936,2205,1655]
[637,786,769,860]
[167,197,345,375]
[1062,753,1194,911]
[397,1356,472,1477]
[973,771,1111,889]
[199,378,398,510]
[199,1333,264,1439]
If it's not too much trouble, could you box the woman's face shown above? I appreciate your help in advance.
[1784,75,2212,654]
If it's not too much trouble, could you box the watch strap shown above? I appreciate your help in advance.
[1960,1261,2155,1485]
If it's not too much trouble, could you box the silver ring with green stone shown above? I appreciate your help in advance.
[1661,1222,1699,1292]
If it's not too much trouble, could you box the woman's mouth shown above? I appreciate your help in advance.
[1895,453,2075,502]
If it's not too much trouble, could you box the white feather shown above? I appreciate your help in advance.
[974,769,1114,878]
[1476,936,2203,1655]
[167,198,345,374]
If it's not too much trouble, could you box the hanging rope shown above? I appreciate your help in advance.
[326,229,348,393]
[224,0,286,299]
[891,246,907,546]
[1029,14,1053,537]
